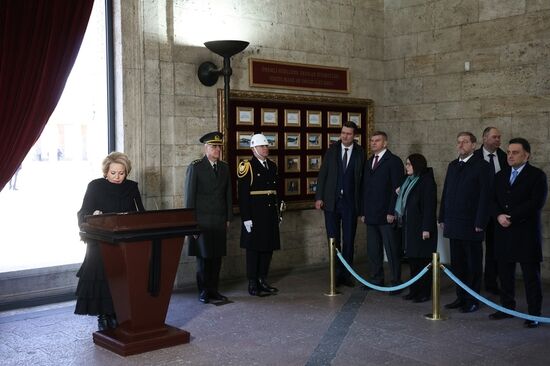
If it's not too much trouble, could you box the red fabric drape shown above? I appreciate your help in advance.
[0,0,94,190]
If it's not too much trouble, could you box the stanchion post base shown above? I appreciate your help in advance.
[324,291,341,297]
[424,313,447,321]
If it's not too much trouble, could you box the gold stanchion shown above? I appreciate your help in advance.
[425,252,446,320]
[324,238,340,297]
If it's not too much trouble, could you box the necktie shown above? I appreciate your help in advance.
[343,148,349,170]
[213,163,218,176]
[488,153,495,174]
[372,155,379,169]
[510,169,518,185]
[263,161,268,170]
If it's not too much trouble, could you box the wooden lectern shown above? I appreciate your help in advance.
[80,208,200,356]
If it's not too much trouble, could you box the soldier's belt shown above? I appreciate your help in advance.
[250,190,277,195]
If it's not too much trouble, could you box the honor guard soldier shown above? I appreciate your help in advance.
[185,131,233,304]
[238,133,281,296]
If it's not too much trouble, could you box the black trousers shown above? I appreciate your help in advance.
[366,224,402,285]
[498,261,542,316]
[449,239,482,305]
[408,257,431,299]
[246,249,273,281]
[324,198,357,281]
[196,257,222,294]
[483,218,499,289]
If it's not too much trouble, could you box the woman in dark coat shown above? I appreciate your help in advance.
[395,154,437,302]
[75,152,145,330]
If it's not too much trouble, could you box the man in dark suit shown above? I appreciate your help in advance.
[488,138,548,328]
[439,131,492,313]
[315,121,365,287]
[360,131,404,292]
[238,133,281,296]
[185,131,233,304]
[473,126,507,295]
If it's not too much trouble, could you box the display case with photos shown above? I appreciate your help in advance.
[221,90,373,210]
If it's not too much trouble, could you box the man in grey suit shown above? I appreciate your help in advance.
[185,131,233,304]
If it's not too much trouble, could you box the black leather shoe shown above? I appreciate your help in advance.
[209,292,228,301]
[444,298,464,309]
[524,320,540,328]
[460,303,479,313]
[258,278,279,293]
[489,311,513,320]
[97,315,109,331]
[413,296,430,303]
[402,293,415,300]
[199,290,209,303]
[107,314,118,328]
[248,280,261,296]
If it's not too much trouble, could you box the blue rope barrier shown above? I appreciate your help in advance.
[442,265,550,323]
[336,250,430,292]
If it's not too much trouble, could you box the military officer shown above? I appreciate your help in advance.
[238,133,281,296]
[185,131,233,304]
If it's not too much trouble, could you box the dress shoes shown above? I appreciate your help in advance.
[248,280,261,296]
[460,303,479,313]
[524,320,540,328]
[209,292,228,301]
[199,290,209,303]
[106,314,117,328]
[258,278,279,293]
[413,296,430,303]
[489,311,513,320]
[402,293,415,301]
[97,315,109,331]
[444,298,464,309]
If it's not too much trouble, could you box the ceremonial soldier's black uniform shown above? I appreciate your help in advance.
[238,156,281,295]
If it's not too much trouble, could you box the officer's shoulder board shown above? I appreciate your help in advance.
[191,158,202,165]
[237,160,252,178]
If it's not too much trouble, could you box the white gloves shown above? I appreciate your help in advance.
[93,210,103,215]
[243,220,253,233]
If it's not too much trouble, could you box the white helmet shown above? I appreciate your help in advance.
[250,133,269,147]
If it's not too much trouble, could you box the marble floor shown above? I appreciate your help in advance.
[1,266,550,366]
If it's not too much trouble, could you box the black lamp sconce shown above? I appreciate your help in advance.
[198,40,249,126]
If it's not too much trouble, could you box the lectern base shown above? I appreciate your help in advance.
[93,324,190,356]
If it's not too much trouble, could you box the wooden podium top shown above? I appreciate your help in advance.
[80,208,200,243]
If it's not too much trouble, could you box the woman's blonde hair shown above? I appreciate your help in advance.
[102,152,132,177]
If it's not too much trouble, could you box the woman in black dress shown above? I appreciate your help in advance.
[75,152,145,330]
[395,153,437,303]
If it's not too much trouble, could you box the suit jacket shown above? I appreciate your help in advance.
[493,163,548,262]
[401,168,438,258]
[315,141,365,212]
[361,150,404,225]
[185,156,233,257]
[473,147,507,174]
[438,155,492,241]
[238,156,280,251]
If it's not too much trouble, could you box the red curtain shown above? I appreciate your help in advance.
[0,0,94,190]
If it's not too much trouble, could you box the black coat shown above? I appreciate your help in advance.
[361,150,404,224]
[401,168,438,258]
[238,156,280,251]
[315,141,365,212]
[473,147,507,174]
[493,163,548,262]
[184,156,233,258]
[438,156,492,241]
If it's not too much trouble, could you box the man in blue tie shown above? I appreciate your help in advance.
[489,138,548,328]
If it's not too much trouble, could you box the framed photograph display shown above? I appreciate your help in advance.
[307,155,322,172]
[285,178,301,196]
[328,111,342,127]
[284,132,301,149]
[236,131,253,149]
[285,155,301,173]
[222,89,373,210]
[236,107,254,125]
[306,177,318,195]
[284,109,301,126]
[348,112,361,128]
[261,108,278,126]
[262,132,279,149]
[306,133,322,149]
[327,133,340,145]
[306,110,322,127]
